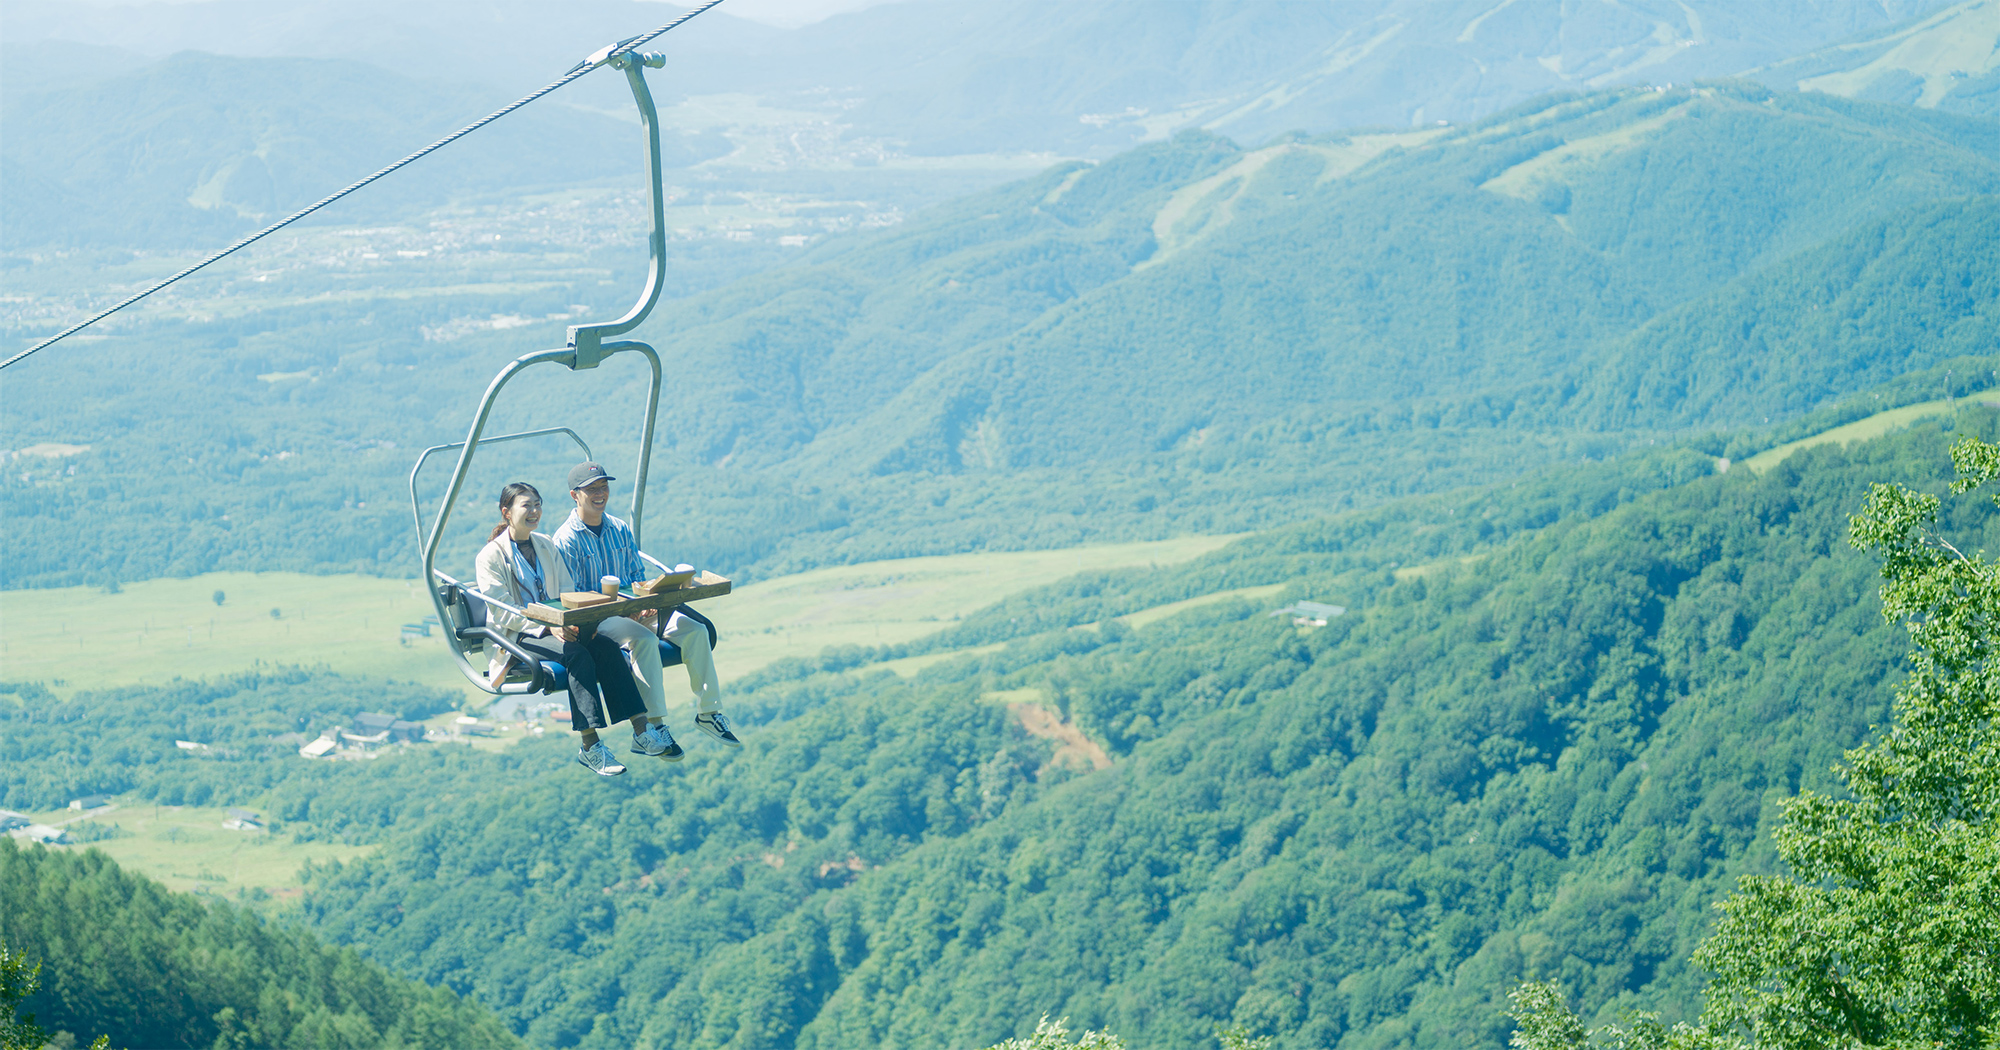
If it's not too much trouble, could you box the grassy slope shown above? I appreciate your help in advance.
[1749,0,2000,114]
[12,803,373,902]
[1742,385,2000,472]
[0,534,1239,700]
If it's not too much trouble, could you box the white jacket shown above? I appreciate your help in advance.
[473,531,575,682]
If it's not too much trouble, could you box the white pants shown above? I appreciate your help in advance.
[595,612,721,718]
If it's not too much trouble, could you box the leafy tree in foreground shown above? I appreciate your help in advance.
[1,943,48,1050]
[978,1017,1280,1050]
[980,1016,1128,1050]
[1510,437,2000,1049]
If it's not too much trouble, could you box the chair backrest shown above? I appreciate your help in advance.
[441,585,487,659]
[459,587,489,628]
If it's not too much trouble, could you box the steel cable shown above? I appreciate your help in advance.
[0,0,729,373]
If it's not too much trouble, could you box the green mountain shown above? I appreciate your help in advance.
[1,838,521,1049]
[800,0,1944,152]
[1562,194,2000,432]
[652,83,2000,473]
[6,82,1999,589]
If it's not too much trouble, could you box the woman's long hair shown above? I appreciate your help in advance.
[490,482,543,541]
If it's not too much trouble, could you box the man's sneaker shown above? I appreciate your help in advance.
[576,741,627,776]
[694,712,743,747]
[631,724,684,762]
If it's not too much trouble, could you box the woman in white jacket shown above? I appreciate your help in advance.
[475,482,653,776]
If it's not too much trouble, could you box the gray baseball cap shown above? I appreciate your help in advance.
[567,461,615,490]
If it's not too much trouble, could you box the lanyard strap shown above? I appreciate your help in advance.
[513,541,547,603]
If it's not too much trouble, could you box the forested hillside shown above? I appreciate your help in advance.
[18,415,1937,1048]
[7,7,1999,1048]
[539,82,1993,478]
[2,403,1986,1047]
[280,415,1986,1048]
[1,841,521,1049]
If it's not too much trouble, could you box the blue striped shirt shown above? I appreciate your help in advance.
[551,509,647,589]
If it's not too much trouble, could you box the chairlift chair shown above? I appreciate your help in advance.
[406,48,718,699]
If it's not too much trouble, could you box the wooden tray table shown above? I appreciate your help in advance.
[522,571,731,628]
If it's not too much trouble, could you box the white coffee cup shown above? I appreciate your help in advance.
[600,575,620,597]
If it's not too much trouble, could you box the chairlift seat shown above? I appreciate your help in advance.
[448,585,716,695]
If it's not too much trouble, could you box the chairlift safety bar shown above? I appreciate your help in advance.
[407,426,593,558]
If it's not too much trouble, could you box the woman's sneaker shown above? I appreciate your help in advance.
[631,724,684,762]
[577,741,627,776]
[694,712,742,747]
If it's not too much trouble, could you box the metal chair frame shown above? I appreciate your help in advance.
[409,49,677,696]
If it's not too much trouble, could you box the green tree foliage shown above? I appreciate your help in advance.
[1506,980,1710,1050]
[0,841,519,1050]
[979,1016,1126,1050]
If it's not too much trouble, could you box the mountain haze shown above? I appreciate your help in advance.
[0,50,730,250]
[7,3,2000,1048]
[3,0,1947,161]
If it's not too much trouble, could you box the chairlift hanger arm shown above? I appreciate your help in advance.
[568,51,671,370]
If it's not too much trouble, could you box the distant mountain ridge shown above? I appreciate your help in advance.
[0,49,729,250]
[639,83,2000,478]
[2,0,1949,167]
[1750,0,2000,115]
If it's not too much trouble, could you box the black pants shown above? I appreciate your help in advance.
[515,628,645,731]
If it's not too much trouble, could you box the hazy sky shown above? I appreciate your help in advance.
[35,0,905,28]
[705,0,900,27]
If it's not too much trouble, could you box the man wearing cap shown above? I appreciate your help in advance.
[552,461,740,752]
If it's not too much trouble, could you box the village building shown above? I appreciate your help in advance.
[1268,600,1346,627]
[12,824,67,845]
